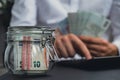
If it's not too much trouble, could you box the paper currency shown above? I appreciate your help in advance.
[68,11,111,37]
[14,36,49,71]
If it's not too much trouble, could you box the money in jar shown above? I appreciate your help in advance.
[4,26,58,75]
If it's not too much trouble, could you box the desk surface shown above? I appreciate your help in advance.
[1,57,120,80]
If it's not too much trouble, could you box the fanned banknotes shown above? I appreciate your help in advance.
[68,11,111,37]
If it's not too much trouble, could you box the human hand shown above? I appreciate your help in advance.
[54,29,92,60]
[79,36,118,57]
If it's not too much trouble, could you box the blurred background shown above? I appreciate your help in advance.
[0,0,13,75]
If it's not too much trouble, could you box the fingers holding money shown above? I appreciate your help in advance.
[79,36,118,57]
[68,34,92,60]
[54,35,75,58]
[54,33,92,60]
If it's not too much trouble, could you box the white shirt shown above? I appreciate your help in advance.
[10,0,120,57]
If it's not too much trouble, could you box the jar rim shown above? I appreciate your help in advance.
[7,26,55,34]
[8,26,55,30]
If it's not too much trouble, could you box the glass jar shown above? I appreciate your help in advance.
[4,26,58,75]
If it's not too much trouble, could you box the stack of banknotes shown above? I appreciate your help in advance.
[68,11,111,37]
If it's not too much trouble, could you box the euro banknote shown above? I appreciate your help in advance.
[68,11,111,37]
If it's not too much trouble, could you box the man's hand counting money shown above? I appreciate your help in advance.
[79,36,118,57]
[54,29,92,60]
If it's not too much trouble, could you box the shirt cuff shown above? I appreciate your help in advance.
[112,41,120,56]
